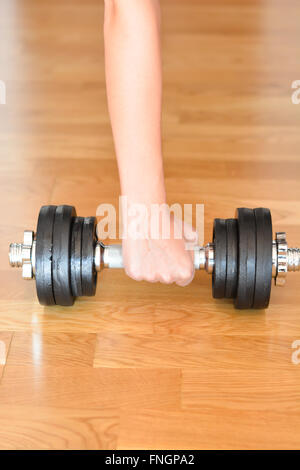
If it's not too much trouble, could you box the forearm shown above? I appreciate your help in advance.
[104,0,165,206]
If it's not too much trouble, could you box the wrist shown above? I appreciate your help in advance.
[120,197,174,241]
[120,173,166,206]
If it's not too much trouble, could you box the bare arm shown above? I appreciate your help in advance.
[104,0,164,205]
[104,0,196,285]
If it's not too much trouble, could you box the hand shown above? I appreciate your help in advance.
[122,207,198,287]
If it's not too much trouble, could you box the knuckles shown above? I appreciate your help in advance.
[125,260,194,285]
[124,265,143,281]
[179,265,194,281]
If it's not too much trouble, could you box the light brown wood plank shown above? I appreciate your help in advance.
[0,367,180,411]
[182,367,300,413]
[0,333,180,410]
[0,406,119,450]
[3,332,97,368]
[0,274,300,336]
[118,408,300,450]
[94,333,300,370]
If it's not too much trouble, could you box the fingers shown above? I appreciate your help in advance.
[176,277,193,287]
[124,262,195,285]
[122,230,197,286]
[175,262,195,287]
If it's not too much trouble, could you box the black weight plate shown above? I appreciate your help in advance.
[253,208,273,309]
[225,218,238,299]
[52,205,76,306]
[70,217,84,298]
[235,208,256,309]
[35,205,57,306]
[212,219,227,299]
[81,217,97,296]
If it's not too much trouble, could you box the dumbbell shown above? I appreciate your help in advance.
[8,205,300,309]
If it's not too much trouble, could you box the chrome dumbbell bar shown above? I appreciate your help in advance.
[9,231,300,283]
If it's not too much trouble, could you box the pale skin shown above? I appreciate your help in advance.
[104,0,197,286]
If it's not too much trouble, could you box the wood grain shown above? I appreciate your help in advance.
[118,408,300,450]
[0,406,119,450]
[94,333,299,370]
[0,333,180,410]
[0,0,299,450]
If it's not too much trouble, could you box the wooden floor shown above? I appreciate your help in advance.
[0,0,300,450]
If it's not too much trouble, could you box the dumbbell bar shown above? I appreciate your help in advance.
[8,205,300,309]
